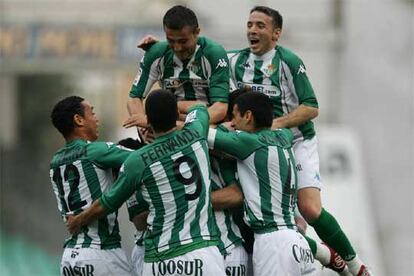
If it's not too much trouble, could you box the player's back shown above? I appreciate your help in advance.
[132,108,218,261]
[50,139,127,249]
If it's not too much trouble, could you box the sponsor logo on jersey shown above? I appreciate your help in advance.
[297,64,306,75]
[292,244,314,264]
[216,58,228,69]
[62,264,95,276]
[163,79,209,89]
[237,82,281,97]
[151,258,203,276]
[164,79,183,89]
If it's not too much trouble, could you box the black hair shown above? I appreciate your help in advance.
[163,5,199,31]
[227,88,250,120]
[250,6,283,29]
[51,96,85,137]
[145,89,178,133]
[117,138,145,150]
[234,92,273,129]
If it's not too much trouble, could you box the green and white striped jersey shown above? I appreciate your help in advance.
[210,155,244,255]
[101,105,219,262]
[126,191,148,246]
[130,37,229,105]
[49,140,133,249]
[208,127,298,234]
[228,46,318,141]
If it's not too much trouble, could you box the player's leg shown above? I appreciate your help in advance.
[294,137,371,275]
[253,230,316,276]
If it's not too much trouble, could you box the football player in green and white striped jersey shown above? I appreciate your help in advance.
[228,6,373,276]
[50,96,133,275]
[208,92,316,275]
[124,5,229,130]
[67,90,226,276]
[209,153,248,276]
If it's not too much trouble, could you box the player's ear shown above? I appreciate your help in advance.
[73,114,84,127]
[272,28,281,41]
[193,27,201,36]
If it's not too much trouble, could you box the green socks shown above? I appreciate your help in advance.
[309,208,356,261]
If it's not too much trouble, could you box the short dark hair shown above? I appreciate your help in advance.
[163,5,199,31]
[250,6,283,29]
[51,96,85,137]
[145,89,178,133]
[227,88,250,120]
[117,138,145,150]
[235,92,273,129]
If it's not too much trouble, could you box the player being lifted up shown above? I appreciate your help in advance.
[228,6,373,276]
[67,89,226,276]
[49,96,133,275]
[124,5,229,131]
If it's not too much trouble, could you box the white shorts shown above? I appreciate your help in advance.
[224,244,249,276]
[142,246,226,276]
[293,136,322,190]
[253,230,317,276]
[61,247,132,276]
[131,244,145,276]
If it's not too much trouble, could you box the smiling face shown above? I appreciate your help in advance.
[247,11,281,56]
[79,101,99,141]
[165,25,200,61]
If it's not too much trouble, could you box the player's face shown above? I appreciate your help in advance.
[247,11,281,56]
[81,101,99,141]
[164,26,200,61]
[231,105,248,131]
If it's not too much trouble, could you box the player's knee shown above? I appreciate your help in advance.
[297,201,321,223]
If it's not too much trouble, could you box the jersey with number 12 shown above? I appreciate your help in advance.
[49,140,132,249]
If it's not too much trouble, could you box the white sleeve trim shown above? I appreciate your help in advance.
[207,128,217,149]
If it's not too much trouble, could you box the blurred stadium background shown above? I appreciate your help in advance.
[0,0,413,275]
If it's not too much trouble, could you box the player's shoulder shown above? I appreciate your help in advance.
[276,45,304,67]
[272,128,294,148]
[198,36,227,58]
[143,41,170,61]
[227,47,250,60]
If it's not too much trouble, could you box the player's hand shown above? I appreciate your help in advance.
[123,114,148,128]
[140,127,155,143]
[137,35,159,51]
[66,215,82,235]
[221,121,235,131]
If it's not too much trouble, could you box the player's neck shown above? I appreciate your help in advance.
[154,127,177,139]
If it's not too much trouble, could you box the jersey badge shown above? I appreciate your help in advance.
[188,61,200,74]
[262,64,276,77]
